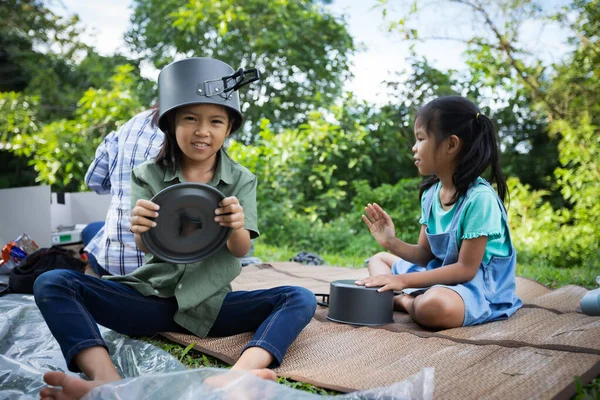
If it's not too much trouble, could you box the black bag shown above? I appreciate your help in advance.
[0,246,86,296]
[290,251,325,266]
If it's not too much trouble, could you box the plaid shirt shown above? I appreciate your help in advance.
[84,109,164,275]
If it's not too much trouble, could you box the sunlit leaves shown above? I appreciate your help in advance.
[0,92,40,145]
[9,65,144,191]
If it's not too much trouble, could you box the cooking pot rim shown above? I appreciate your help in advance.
[326,314,394,326]
[331,279,383,291]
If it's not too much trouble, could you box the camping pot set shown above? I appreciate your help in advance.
[317,279,394,326]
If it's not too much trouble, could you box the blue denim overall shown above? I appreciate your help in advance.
[393,179,522,326]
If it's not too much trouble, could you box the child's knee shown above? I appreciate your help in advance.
[289,287,317,318]
[371,252,389,262]
[33,270,75,300]
[412,294,459,327]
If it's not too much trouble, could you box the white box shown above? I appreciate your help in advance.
[0,185,110,247]
[51,224,88,245]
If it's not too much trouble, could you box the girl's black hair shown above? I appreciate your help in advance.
[416,96,508,205]
[151,103,238,172]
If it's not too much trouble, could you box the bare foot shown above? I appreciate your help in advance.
[204,367,277,390]
[246,368,277,381]
[393,294,406,312]
[39,371,112,400]
[394,293,415,312]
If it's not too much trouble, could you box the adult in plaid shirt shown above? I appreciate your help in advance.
[83,108,164,276]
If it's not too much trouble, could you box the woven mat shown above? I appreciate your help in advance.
[161,262,600,399]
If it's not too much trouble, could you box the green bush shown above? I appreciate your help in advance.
[255,178,422,258]
[6,65,144,191]
[508,177,599,270]
[229,111,372,222]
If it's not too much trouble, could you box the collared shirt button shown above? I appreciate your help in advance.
[177,284,183,290]
[153,289,159,294]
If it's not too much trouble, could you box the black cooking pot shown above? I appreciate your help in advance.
[318,279,394,326]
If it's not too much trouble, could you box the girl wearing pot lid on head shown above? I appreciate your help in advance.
[33,57,317,399]
[357,96,522,330]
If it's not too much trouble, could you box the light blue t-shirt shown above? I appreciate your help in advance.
[419,178,511,264]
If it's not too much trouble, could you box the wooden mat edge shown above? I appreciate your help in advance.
[552,360,600,400]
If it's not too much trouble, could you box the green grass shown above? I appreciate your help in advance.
[516,262,599,289]
[142,242,599,398]
[253,243,368,269]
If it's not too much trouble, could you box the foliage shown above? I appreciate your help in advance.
[574,375,600,400]
[142,336,229,369]
[0,92,39,144]
[506,177,597,269]
[230,126,423,256]
[0,150,37,188]
[10,65,144,191]
[229,109,372,222]
[0,0,153,189]
[0,0,85,92]
[127,0,355,138]
[336,95,416,188]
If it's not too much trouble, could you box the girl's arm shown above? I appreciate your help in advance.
[215,196,252,257]
[226,228,251,258]
[384,225,434,267]
[363,203,434,266]
[398,235,486,288]
[357,235,487,291]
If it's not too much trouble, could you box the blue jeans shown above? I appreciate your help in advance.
[81,222,105,247]
[33,270,316,372]
[81,222,110,276]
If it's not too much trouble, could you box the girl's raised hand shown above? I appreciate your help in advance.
[362,203,396,248]
[215,196,245,232]
[131,199,160,234]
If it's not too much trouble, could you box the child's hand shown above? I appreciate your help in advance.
[131,199,160,234]
[362,203,396,249]
[215,196,245,231]
[355,274,405,292]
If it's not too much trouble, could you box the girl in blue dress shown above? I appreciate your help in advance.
[357,96,522,330]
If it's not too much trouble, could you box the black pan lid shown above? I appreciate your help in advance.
[331,279,383,291]
[141,183,231,263]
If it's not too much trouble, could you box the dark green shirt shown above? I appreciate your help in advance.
[105,149,259,337]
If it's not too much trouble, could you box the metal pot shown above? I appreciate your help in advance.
[320,279,394,326]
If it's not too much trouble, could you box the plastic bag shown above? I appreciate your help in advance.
[86,367,434,400]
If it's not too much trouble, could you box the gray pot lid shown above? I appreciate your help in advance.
[141,183,231,263]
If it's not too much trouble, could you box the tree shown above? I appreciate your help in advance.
[0,0,83,89]
[0,0,153,189]
[10,65,145,191]
[126,0,355,139]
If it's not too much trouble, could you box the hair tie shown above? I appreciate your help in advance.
[475,113,480,121]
